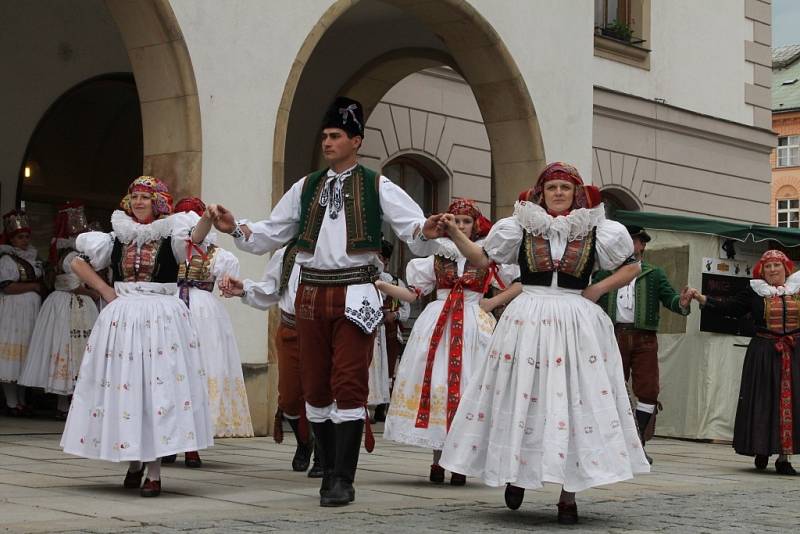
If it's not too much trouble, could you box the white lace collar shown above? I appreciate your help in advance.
[0,244,39,262]
[513,201,606,241]
[433,237,485,261]
[750,270,800,297]
[111,210,174,247]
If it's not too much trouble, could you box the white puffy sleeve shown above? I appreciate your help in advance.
[396,278,411,322]
[235,179,303,255]
[406,256,437,296]
[483,217,523,265]
[75,231,115,270]
[240,246,284,310]
[169,212,201,263]
[211,248,240,279]
[495,263,521,288]
[0,254,19,283]
[61,251,80,274]
[595,219,635,271]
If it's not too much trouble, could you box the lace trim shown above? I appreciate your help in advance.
[750,271,800,297]
[0,244,39,262]
[513,201,605,241]
[110,210,176,247]
[432,238,485,261]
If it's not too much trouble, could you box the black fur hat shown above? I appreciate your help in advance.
[322,96,365,138]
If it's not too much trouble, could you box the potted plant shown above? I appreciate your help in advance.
[601,19,633,42]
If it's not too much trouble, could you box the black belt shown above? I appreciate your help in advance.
[300,265,378,286]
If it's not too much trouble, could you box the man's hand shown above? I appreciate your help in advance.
[422,214,446,239]
[581,284,605,303]
[219,275,244,297]
[208,204,236,234]
[679,286,693,309]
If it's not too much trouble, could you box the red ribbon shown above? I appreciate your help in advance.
[415,264,504,431]
[760,332,796,455]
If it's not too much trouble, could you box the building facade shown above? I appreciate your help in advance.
[771,44,800,227]
[0,0,775,434]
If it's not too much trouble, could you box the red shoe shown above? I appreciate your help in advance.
[429,464,445,484]
[184,450,202,468]
[123,466,145,489]
[140,478,161,497]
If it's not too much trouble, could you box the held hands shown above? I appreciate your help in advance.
[683,287,705,305]
[219,275,244,297]
[422,213,447,240]
[100,286,117,304]
[206,204,236,234]
[581,284,605,303]
[679,286,694,309]
[479,297,496,313]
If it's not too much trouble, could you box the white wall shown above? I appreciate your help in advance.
[593,0,753,126]
[0,0,131,214]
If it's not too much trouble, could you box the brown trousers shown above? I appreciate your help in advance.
[615,325,660,406]
[295,284,375,410]
[276,321,304,417]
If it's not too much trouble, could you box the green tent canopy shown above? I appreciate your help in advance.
[613,210,800,248]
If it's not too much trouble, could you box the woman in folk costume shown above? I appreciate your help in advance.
[19,203,100,419]
[368,239,411,417]
[217,239,322,477]
[688,250,800,475]
[0,210,44,416]
[60,177,213,498]
[438,163,649,525]
[381,198,521,485]
[161,197,252,469]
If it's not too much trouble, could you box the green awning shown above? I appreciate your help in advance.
[613,210,800,247]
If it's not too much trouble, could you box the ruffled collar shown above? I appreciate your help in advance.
[513,201,605,241]
[0,244,39,262]
[433,237,485,261]
[111,210,174,247]
[750,271,800,297]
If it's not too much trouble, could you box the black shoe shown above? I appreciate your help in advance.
[504,484,525,510]
[754,455,769,470]
[557,502,579,525]
[775,460,797,476]
[319,420,363,507]
[645,451,654,465]
[450,472,466,486]
[373,404,388,423]
[161,454,177,464]
[311,420,336,497]
[429,464,445,484]
[123,466,146,489]
[287,417,313,472]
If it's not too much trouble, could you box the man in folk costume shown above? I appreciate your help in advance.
[208,97,444,506]
[593,225,693,464]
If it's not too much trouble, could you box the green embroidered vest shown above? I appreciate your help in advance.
[295,165,383,254]
[279,238,300,294]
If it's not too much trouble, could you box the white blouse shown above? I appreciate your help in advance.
[241,245,300,314]
[76,210,200,271]
[0,245,43,283]
[482,202,634,286]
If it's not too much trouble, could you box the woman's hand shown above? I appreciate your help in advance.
[479,297,496,313]
[581,284,605,303]
[686,287,706,305]
[208,204,236,234]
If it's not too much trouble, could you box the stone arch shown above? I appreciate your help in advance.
[104,0,202,200]
[776,184,799,198]
[601,184,643,220]
[273,0,545,218]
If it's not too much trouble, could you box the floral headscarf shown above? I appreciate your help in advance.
[120,176,173,222]
[753,249,795,281]
[531,162,601,214]
[175,197,206,217]
[447,198,492,240]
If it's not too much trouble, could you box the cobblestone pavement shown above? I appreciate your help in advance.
[1,416,798,533]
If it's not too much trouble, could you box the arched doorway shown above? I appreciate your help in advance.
[273,0,546,217]
[18,74,142,247]
[601,185,642,220]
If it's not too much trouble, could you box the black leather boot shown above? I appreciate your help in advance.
[287,417,313,472]
[311,420,336,496]
[320,420,363,507]
[635,409,654,465]
[308,431,324,478]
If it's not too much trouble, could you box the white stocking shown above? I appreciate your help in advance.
[146,460,161,481]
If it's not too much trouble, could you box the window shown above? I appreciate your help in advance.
[777,136,800,168]
[777,199,800,228]
[594,0,651,69]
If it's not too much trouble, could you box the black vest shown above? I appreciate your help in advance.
[517,228,597,290]
[110,237,178,283]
